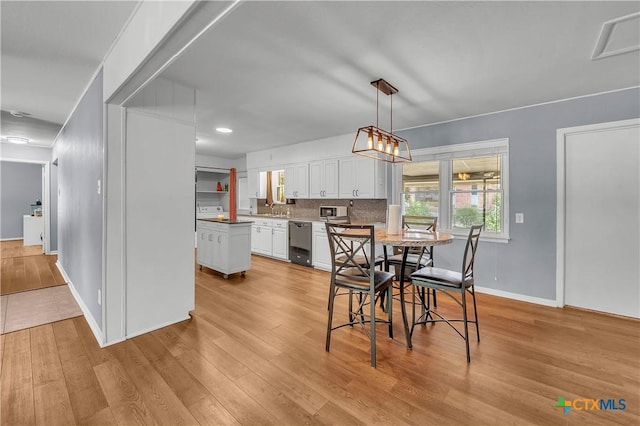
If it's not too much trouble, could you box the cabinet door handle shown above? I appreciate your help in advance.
[356,189,359,197]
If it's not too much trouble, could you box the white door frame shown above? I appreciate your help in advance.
[555,118,640,307]
[0,157,51,254]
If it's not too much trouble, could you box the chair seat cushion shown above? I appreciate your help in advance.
[387,253,433,268]
[336,269,394,292]
[411,267,473,288]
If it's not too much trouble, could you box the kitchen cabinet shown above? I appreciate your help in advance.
[271,222,288,260]
[338,156,386,199]
[248,168,259,198]
[312,221,332,271]
[197,220,251,278]
[250,218,289,260]
[23,215,44,246]
[247,168,267,199]
[252,223,272,255]
[309,159,339,198]
[284,163,309,199]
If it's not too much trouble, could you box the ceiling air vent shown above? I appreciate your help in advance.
[592,11,640,60]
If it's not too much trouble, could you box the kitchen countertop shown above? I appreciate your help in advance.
[198,218,253,225]
[238,214,322,222]
[237,214,385,227]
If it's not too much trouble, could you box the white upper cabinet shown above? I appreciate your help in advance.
[247,168,268,198]
[309,159,339,198]
[248,168,259,198]
[284,163,309,199]
[338,156,386,199]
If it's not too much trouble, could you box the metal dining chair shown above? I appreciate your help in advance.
[325,217,384,311]
[381,215,438,310]
[325,223,394,368]
[410,224,483,362]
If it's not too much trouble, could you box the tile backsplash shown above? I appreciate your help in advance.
[255,198,387,223]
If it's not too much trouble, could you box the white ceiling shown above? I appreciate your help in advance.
[1,0,137,147]
[2,1,639,157]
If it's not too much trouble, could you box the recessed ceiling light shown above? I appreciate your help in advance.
[6,136,29,144]
[215,127,233,134]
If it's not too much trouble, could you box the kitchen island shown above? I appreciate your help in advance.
[196,218,252,278]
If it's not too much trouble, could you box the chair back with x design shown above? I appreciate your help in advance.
[325,223,394,367]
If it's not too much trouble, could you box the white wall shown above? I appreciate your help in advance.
[196,153,246,171]
[104,104,125,344]
[125,110,195,337]
[103,1,195,101]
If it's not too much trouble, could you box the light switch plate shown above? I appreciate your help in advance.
[515,213,524,223]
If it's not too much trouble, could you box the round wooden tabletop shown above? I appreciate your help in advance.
[375,229,454,247]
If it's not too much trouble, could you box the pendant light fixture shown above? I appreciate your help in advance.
[352,78,412,163]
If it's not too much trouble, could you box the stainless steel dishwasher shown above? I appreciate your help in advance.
[288,221,312,266]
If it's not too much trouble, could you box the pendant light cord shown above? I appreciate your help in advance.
[376,81,379,128]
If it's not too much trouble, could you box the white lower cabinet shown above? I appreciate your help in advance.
[249,218,289,260]
[271,221,289,260]
[196,220,251,279]
[312,221,332,271]
[252,223,272,255]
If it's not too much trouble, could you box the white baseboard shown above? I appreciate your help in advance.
[55,261,106,347]
[0,237,23,241]
[45,250,58,255]
[474,285,557,307]
[125,314,192,340]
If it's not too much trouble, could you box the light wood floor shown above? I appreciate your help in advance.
[0,240,66,296]
[1,254,638,425]
[1,240,44,259]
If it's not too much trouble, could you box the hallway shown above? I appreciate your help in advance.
[0,240,81,334]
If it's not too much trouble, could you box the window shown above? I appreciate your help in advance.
[268,170,287,203]
[395,139,509,242]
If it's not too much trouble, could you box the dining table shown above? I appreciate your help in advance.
[374,228,454,349]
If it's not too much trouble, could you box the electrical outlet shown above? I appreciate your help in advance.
[515,213,524,224]
[98,289,102,305]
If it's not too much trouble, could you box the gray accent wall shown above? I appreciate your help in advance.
[0,161,42,239]
[397,87,640,301]
[53,70,104,329]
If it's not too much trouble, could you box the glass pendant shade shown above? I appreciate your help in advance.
[353,125,412,163]
[367,128,374,149]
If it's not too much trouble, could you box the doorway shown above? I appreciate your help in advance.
[0,159,53,253]
[556,119,640,318]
